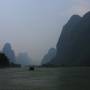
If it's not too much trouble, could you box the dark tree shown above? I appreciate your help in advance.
[0,53,10,68]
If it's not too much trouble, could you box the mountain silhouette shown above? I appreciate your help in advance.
[16,52,32,66]
[2,43,16,63]
[48,11,90,66]
[41,48,56,65]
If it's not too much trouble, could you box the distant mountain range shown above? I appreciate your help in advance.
[41,48,56,65]
[2,43,32,67]
[48,11,90,66]
[2,43,16,63]
[16,52,32,66]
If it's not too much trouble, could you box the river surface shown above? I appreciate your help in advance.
[0,67,90,90]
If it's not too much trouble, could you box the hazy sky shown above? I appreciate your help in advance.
[0,0,90,65]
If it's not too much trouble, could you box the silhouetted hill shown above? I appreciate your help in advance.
[16,52,32,66]
[2,43,16,63]
[0,53,10,68]
[41,48,56,65]
[49,11,90,66]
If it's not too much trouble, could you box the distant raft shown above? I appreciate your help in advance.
[29,66,35,71]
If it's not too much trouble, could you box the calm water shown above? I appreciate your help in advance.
[0,67,90,90]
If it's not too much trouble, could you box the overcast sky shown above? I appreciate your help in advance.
[0,0,90,65]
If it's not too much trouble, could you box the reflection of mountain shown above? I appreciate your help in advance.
[49,12,90,66]
[41,48,56,65]
[16,52,32,66]
[2,43,16,63]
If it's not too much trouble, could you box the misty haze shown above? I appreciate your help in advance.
[0,0,90,90]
